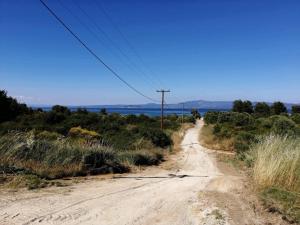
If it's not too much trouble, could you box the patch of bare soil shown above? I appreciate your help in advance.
[197,151,290,225]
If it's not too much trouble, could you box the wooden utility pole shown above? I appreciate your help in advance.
[181,102,184,124]
[156,89,170,130]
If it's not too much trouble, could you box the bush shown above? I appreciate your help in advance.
[35,130,62,140]
[139,128,172,148]
[118,150,163,166]
[271,117,297,136]
[69,126,100,139]
[45,111,66,124]
[217,112,232,123]
[234,131,255,156]
[232,112,254,126]
[213,124,232,138]
[204,111,219,124]
[291,113,300,124]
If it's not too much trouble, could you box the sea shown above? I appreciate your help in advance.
[36,107,227,117]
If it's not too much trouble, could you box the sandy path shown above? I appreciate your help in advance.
[0,120,281,225]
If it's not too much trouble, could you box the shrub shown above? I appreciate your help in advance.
[232,112,254,126]
[213,124,232,138]
[291,113,300,124]
[45,111,66,124]
[139,128,172,148]
[271,117,297,136]
[35,130,62,140]
[69,126,100,139]
[204,111,219,124]
[118,150,163,166]
[234,131,255,156]
[217,112,232,123]
[255,117,273,131]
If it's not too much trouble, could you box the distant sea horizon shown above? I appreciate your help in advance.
[33,106,229,117]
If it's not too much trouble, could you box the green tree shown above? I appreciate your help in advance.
[232,100,244,113]
[271,102,287,115]
[100,108,107,115]
[232,100,253,113]
[0,90,29,123]
[52,105,71,115]
[191,108,201,119]
[292,105,300,114]
[254,102,270,117]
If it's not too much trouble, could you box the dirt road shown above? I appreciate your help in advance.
[0,121,284,225]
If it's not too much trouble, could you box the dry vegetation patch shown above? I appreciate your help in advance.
[199,124,234,151]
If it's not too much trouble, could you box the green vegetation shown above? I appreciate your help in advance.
[261,187,300,224]
[0,90,194,187]
[202,100,300,223]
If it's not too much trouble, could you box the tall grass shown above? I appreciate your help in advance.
[0,131,166,179]
[0,131,126,178]
[249,135,300,192]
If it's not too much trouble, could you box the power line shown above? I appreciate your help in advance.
[95,0,166,89]
[69,0,160,91]
[39,0,158,103]
[57,0,159,93]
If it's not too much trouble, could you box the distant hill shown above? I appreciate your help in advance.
[30,100,297,110]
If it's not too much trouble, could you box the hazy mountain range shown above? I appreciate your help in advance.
[31,100,297,110]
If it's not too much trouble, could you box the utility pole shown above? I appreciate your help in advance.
[181,102,184,124]
[156,89,170,130]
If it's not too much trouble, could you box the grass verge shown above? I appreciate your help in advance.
[199,124,234,151]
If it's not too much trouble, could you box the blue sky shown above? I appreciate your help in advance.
[1,0,299,105]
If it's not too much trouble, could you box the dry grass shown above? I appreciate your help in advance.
[249,135,300,192]
[171,123,194,153]
[199,125,235,151]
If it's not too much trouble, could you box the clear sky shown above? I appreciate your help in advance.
[1,0,299,105]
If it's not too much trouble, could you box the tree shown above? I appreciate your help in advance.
[76,108,88,114]
[0,90,29,123]
[243,100,254,114]
[292,105,300,114]
[254,102,270,117]
[100,108,107,115]
[52,105,71,115]
[191,108,201,119]
[232,100,253,114]
[271,102,287,115]
[232,100,244,113]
